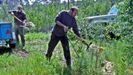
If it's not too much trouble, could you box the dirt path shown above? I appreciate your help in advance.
[13,48,29,58]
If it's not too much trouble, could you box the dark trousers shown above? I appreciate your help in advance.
[46,33,71,66]
[15,26,25,47]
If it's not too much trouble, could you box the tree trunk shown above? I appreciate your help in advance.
[68,0,70,9]
[20,0,24,6]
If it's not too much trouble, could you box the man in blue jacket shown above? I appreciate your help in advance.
[46,6,84,68]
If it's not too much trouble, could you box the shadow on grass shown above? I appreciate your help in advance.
[0,47,12,55]
[63,67,72,75]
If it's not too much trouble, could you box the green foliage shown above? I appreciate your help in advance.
[0,0,133,75]
[0,32,130,75]
[25,3,65,30]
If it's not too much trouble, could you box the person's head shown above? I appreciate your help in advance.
[17,5,23,12]
[69,6,78,17]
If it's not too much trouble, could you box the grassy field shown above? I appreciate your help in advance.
[0,32,132,75]
[0,0,133,74]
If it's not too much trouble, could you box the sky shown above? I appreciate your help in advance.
[61,0,78,3]
[27,0,82,5]
[29,0,78,4]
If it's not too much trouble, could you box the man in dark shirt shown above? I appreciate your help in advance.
[46,6,84,68]
[9,5,27,47]
[0,0,2,4]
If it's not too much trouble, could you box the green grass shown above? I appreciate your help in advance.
[0,32,132,75]
[0,0,132,74]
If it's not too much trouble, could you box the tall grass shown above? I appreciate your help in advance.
[0,32,131,75]
[0,0,133,75]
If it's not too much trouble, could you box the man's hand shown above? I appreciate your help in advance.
[79,37,85,42]
[22,20,26,25]
[10,12,14,16]
[56,21,69,32]
[79,37,90,46]
[63,26,69,32]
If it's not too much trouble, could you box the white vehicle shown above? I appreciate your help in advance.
[86,5,119,23]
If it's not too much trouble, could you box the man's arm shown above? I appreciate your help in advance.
[22,12,27,24]
[56,21,66,28]
[55,11,68,32]
[72,18,80,37]
[56,21,68,32]
[72,18,86,42]
[8,10,16,16]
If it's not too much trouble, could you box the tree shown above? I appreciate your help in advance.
[68,0,70,9]
[7,0,20,10]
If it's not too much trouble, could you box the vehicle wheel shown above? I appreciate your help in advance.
[9,44,16,49]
